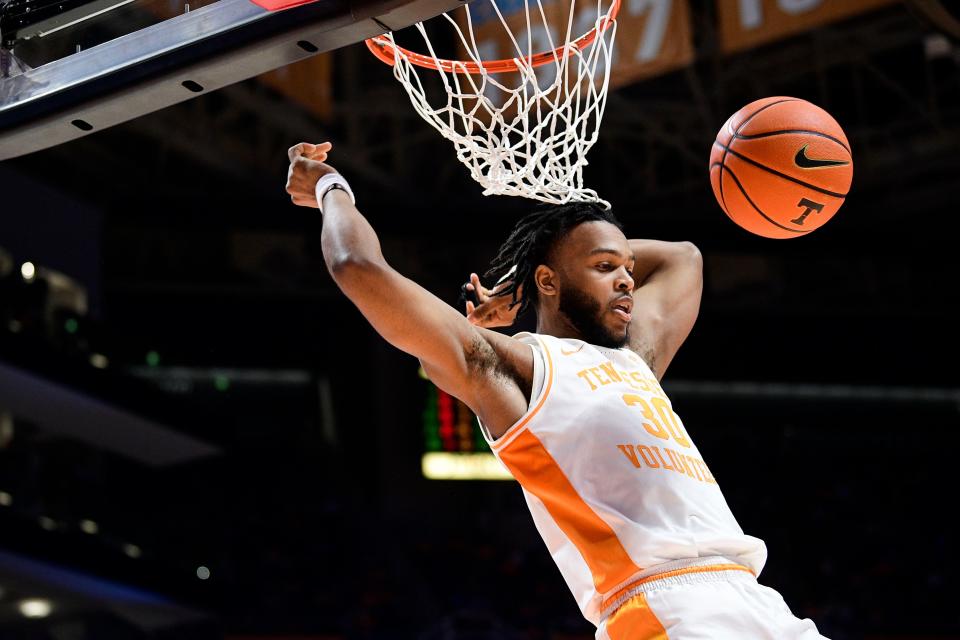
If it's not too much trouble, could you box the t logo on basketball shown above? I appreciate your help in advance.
[791,198,824,226]
[709,97,853,238]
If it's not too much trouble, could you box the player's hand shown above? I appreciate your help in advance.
[463,272,521,328]
[285,141,335,208]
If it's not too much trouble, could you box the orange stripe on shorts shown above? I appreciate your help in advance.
[605,592,668,640]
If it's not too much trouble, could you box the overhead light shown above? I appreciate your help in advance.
[79,519,99,535]
[196,566,211,580]
[122,544,142,559]
[20,262,36,282]
[89,354,109,369]
[19,599,53,618]
[0,491,11,506]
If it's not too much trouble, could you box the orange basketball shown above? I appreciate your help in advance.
[709,97,853,239]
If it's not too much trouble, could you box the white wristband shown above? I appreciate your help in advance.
[315,173,356,213]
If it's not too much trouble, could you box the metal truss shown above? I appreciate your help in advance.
[11,3,960,220]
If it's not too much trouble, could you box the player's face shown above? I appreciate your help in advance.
[553,221,635,348]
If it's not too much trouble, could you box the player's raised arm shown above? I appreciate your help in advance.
[285,142,532,433]
[626,240,703,380]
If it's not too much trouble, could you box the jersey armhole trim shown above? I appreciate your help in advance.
[490,336,555,452]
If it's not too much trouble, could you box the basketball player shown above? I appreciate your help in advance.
[286,141,828,639]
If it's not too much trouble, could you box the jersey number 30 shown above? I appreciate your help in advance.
[622,394,692,448]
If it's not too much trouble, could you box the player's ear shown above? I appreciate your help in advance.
[535,264,558,298]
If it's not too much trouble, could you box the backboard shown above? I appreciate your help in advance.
[0,0,463,159]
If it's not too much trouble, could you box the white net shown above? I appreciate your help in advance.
[368,0,619,208]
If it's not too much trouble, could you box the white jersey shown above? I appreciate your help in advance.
[481,333,768,626]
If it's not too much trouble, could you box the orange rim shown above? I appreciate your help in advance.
[365,0,621,74]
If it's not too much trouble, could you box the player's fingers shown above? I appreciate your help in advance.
[470,273,488,303]
[488,277,508,296]
[287,143,315,163]
[308,143,331,161]
[463,282,476,312]
[291,195,318,208]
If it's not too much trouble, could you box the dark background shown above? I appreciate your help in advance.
[1,0,959,638]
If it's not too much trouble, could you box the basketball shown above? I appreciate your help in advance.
[709,97,853,239]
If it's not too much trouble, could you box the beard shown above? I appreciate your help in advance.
[558,285,629,349]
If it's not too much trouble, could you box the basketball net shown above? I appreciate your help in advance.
[366,0,620,208]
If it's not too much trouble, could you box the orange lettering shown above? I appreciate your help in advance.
[622,394,670,440]
[667,449,695,478]
[617,445,642,468]
[599,362,622,383]
[618,371,639,389]
[577,369,598,390]
[630,372,651,391]
[637,445,659,468]
[700,459,717,484]
[651,397,691,448]
[652,380,668,398]
[684,455,704,481]
[690,458,715,484]
[651,446,677,472]
[590,367,612,386]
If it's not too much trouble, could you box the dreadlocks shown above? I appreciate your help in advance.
[485,202,623,317]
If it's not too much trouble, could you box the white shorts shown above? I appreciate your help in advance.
[595,568,828,640]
